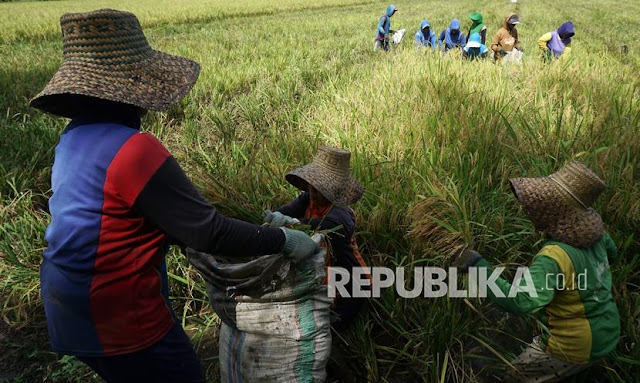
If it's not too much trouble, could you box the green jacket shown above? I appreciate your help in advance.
[476,233,620,363]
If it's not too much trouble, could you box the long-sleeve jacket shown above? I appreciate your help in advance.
[376,5,396,41]
[277,192,368,326]
[491,13,523,55]
[42,120,285,357]
[415,19,437,49]
[476,233,620,363]
[538,21,574,59]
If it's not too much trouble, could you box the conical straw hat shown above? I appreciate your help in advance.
[509,161,606,248]
[30,9,200,117]
[286,146,363,206]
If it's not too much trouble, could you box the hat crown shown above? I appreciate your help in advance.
[552,161,606,207]
[60,9,152,66]
[313,146,351,179]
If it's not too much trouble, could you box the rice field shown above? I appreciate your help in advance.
[0,0,639,381]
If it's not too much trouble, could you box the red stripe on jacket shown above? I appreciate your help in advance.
[90,133,173,355]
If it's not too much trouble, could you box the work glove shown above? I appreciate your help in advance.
[281,228,319,263]
[453,247,483,272]
[263,210,300,228]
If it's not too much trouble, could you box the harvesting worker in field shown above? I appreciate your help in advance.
[462,33,489,60]
[374,4,397,51]
[30,9,318,383]
[491,13,523,61]
[538,21,574,61]
[467,12,487,45]
[415,19,437,50]
[264,146,369,329]
[439,18,467,52]
[456,161,620,383]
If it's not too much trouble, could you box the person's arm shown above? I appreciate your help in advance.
[480,28,487,45]
[109,132,285,256]
[377,17,386,35]
[514,30,523,51]
[538,32,552,51]
[430,33,437,50]
[604,232,618,265]
[298,208,351,245]
[277,192,309,218]
[438,30,445,50]
[491,30,502,52]
[474,254,560,314]
[460,34,467,47]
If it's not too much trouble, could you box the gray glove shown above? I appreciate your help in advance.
[280,228,319,263]
[263,210,300,228]
[453,248,483,272]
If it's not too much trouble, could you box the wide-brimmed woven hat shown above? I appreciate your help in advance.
[286,146,363,206]
[30,9,200,117]
[509,161,606,248]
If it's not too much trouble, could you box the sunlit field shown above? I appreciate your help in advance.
[1,0,639,381]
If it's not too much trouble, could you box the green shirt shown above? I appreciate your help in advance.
[476,233,620,363]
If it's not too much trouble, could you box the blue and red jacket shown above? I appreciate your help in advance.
[42,120,284,357]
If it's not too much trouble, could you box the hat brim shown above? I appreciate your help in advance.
[30,49,200,117]
[286,164,363,206]
[509,177,604,248]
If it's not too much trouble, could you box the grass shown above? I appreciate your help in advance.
[1,0,639,381]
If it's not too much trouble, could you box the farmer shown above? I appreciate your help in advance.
[468,12,487,45]
[538,21,574,61]
[491,13,523,61]
[30,9,318,383]
[374,4,398,51]
[456,161,620,383]
[463,33,489,60]
[264,146,368,329]
[415,19,437,50]
[264,146,368,381]
[439,19,467,52]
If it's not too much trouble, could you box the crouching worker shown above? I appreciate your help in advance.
[491,13,523,61]
[538,21,574,61]
[455,161,620,383]
[374,4,398,51]
[439,19,467,52]
[463,33,489,60]
[264,146,369,381]
[31,9,317,383]
[265,146,369,328]
[415,19,437,50]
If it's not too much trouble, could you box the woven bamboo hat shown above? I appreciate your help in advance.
[509,161,606,248]
[30,9,200,117]
[286,146,363,206]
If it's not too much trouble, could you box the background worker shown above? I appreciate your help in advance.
[538,21,575,61]
[491,13,524,61]
[375,4,398,51]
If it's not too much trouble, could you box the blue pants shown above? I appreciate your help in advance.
[78,322,205,383]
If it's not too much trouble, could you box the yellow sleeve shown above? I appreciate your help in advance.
[538,32,552,50]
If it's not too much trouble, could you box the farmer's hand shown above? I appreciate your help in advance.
[453,247,483,272]
[281,228,319,263]
[263,210,299,228]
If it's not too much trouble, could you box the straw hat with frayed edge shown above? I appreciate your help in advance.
[30,9,200,118]
[509,161,607,248]
[285,146,363,206]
